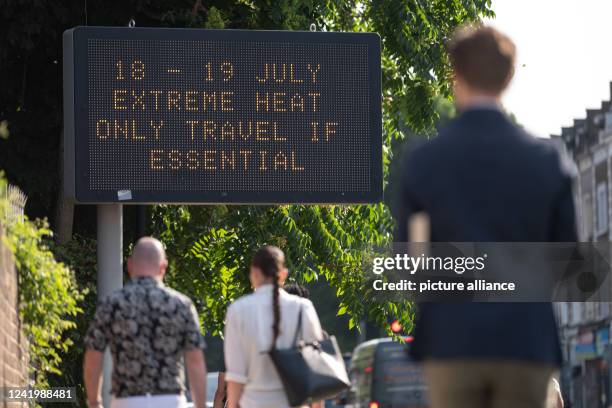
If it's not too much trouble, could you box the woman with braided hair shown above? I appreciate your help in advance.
[224,246,324,408]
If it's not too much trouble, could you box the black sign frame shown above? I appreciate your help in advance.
[63,26,382,204]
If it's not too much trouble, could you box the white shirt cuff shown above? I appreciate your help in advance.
[225,372,248,384]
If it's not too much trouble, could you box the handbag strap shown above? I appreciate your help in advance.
[292,305,304,346]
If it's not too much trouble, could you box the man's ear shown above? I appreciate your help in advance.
[159,259,168,277]
[126,257,134,276]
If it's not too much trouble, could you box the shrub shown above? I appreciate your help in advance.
[0,175,85,386]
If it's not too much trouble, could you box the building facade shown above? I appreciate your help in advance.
[554,83,612,408]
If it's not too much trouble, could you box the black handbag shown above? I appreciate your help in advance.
[268,305,350,406]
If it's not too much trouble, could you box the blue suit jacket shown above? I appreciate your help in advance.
[398,108,577,365]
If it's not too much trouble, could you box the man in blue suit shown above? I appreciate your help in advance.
[397,26,576,408]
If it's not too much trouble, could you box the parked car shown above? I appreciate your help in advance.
[330,353,353,407]
[348,338,428,408]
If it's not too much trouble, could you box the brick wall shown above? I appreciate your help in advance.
[0,223,29,407]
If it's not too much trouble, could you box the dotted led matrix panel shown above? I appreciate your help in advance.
[70,28,381,203]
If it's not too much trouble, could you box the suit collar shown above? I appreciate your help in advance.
[458,106,508,121]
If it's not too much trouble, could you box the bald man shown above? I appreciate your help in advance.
[83,237,207,408]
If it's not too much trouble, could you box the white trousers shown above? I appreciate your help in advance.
[110,394,187,408]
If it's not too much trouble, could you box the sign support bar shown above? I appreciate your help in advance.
[96,204,123,407]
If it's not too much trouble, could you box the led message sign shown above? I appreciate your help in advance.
[63,27,382,203]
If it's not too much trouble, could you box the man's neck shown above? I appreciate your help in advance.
[131,274,162,283]
[458,95,502,112]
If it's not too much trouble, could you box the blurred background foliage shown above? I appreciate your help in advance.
[0,0,492,395]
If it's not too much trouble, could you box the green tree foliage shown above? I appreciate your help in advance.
[0,176,84,386]
[149,1,494,338]
[46,235,98,405]
[1,0,493,346]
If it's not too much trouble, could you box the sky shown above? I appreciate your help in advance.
[485,0,612,137]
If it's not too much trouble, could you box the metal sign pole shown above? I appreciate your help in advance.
[97,204,123,408]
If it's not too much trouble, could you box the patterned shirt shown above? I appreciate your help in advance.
[84,277,206,397]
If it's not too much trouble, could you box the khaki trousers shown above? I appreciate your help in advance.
[424,360,556,408]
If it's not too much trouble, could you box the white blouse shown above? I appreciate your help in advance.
[224,285,323,408]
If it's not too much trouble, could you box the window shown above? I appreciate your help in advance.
[596,182,608,236]
[605,112,612,131]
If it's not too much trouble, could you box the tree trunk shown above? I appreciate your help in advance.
[54,129,74,244]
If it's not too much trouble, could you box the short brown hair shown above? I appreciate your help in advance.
[447,25,516,94]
